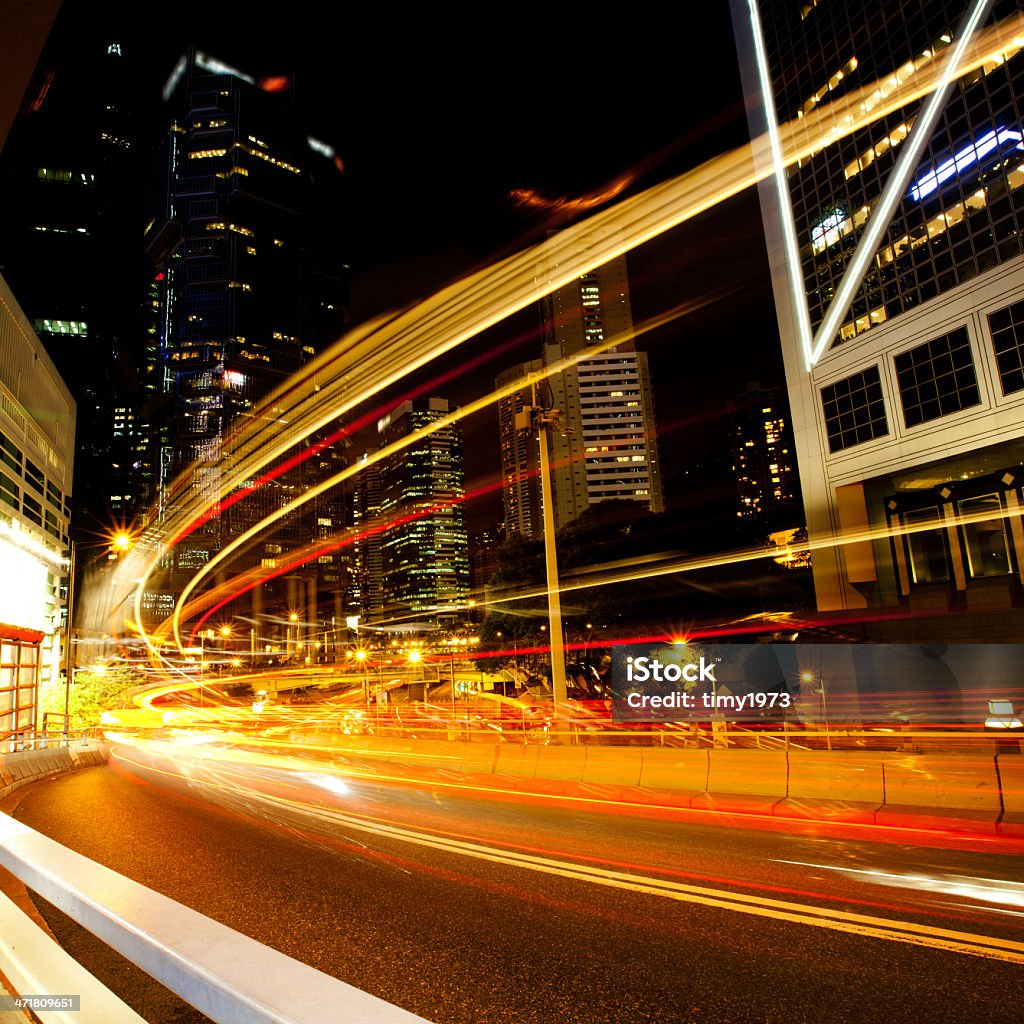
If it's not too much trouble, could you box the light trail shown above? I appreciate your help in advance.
[481,501,1024,612]
[108,14,1024,665]
[164,295,722,652]
[109,738,1024,962]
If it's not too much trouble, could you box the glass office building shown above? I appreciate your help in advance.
[752,1,1024,637]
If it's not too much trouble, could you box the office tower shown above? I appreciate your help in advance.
[498,253,664,538]
[352,451,384,622]
[0,275,74,745]
[497,358,546,537]
[144,50,347,627]
[0,34,143,537]
[729,383,799,528]
[468,529,501,611]
[749,1,1024,638]
[358,399,469,622]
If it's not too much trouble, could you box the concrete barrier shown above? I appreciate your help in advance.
[460,742,499,776]
[996,754,1024,835]
[878,753,1002,826]
[532,745,588,784]
[637,748,708,796]
[582,747,643,788]
[281,731,1021,833]
[706,750,788,799]
[493,743,540,780]
[0,741,106,800]
[777,750,885,821]
[786,750,886,804]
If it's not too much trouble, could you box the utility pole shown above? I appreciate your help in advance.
[516,384,568,710]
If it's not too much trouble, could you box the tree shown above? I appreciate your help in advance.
[39,663,147,732]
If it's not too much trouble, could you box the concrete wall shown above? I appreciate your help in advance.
[300,731,1023,833]
[0,742,107,801]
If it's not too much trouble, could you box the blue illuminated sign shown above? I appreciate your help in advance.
[911,126,1024,201]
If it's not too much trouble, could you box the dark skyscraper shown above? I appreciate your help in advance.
[143,49,347,624]
[0,33,143,540]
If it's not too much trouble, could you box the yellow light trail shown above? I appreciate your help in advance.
[163,293,726,650]
[118,15,1024,659]
[482,502,1024,611]
[111,739,1024,964]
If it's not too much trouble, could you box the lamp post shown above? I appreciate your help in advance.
[355,648,368,703]
[62,542,76,743]
[448,639,458,718]
[801,670,831,751]
[517,386,569,710]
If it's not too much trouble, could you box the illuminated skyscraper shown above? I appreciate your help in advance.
[747,1,1024,638]
[729,383,798,528]
[498,253,663,537]
[359,398,469,621]
[144,49,347,626]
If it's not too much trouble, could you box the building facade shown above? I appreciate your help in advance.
[753,0,1024,638]
[0,274,74,745]
[729,383,799,529]
[144,50,347,630]
[0,34,143,538]
[498,254,664,538]
[357,399,469,623]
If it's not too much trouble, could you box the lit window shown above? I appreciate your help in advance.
[33,318,88,336]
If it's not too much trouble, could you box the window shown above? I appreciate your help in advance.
[0,471,18,509]
[903,507,950,584]
[23,459,44,494]
[821,366,888,452]
[894,327,979,428]
[22,493,43,526]
[0,432,21,474]
[988,299,1024,395]
[33,318,87,336]
[958,493,1011,577]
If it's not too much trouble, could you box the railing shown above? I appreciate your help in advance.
[0,814,433,1024]
[2,727,107,754]
[257,698,1010,753]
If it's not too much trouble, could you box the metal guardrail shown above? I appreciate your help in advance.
[2,730,104,754]
[0,815,433,1024]
[0,888,147,1024]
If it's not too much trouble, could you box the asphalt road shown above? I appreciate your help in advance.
[9,746,1024,1024]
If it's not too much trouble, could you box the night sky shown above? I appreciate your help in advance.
[26,2,786,530]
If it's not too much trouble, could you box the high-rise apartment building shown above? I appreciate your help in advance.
[748,0,1024,638]
[356,399,469,622]
[144,50,347,628]
[498,254,663,537]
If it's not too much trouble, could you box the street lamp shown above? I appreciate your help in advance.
[355,648,368,703]
[516,389,569,709]
[801,670,831,751]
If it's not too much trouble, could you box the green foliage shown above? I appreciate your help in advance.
[39,664,147,732]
